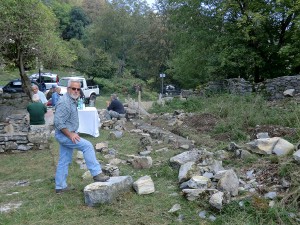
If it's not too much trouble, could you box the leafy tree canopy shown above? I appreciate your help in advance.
[165,0,300,87]
[0,0,75,96]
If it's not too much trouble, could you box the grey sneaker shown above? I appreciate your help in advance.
[55,186,75,194]
[93,173,110,182]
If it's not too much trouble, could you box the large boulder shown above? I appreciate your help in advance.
[84,176,133,206]
[245,137,294,156]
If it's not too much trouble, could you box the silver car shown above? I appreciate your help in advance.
[29,73,59,90]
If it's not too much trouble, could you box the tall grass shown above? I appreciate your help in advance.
[150,93,300,142]
[1,89,300,224]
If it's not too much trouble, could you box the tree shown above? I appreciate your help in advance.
[85,0,153,77]
[62,6,91,40]
[0,0,59,97]
[70,39,116,79]
[38,32,76,69]
[129,12,171,82]
[81,0,107,22]
[164,0,300,87]
[50,0,72,36]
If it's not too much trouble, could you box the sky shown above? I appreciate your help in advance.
[146,0,156,7]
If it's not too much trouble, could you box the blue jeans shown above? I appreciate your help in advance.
[55,130,101,190]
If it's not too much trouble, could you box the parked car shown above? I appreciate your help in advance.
[58,76,99,104]
[29,73,59,90]
[2,79,41,93]
[163,84,181,96]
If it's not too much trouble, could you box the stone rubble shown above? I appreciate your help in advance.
[133,175,155,195]
[1,94,300,221]
[84,176,133,206]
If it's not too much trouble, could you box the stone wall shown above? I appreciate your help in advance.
[0,92,31,122]
[205,78,253,95]
[182,75,300,100]
[261,75,300,100]
[0,92,51,153]
[0,114,51,153]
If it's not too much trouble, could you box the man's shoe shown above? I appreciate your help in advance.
[93,173,110,182]
[55,186,75,194]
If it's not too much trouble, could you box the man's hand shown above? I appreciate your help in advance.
[69,132,80,143]
[61,128,80,143]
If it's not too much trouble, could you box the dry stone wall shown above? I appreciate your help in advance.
[0,92,51,153]
[182,75,300,100]
[262,75,300,100]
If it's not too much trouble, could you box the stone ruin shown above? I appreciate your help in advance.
[181,75,300,101]
[0,113,51,153]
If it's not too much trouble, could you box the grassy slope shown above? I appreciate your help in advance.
[1,71,299,224]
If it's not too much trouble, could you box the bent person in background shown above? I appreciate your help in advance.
[104,93,125,120]
[27,94,47,125]
[54,79,109,194]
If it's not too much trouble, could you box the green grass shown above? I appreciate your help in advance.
[0,109,195,224]
[150,93,300,143]
[1,70,300,224]
[0,130,203,225]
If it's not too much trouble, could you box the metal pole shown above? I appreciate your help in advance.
[161,77,163,95]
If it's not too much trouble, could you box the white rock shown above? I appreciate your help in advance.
[133,175,155,195]
[217,169,239,196]
[95,142,108,151]
[168,204,181,213]
[186,176,211,189]
[198,210,206,218]
[178,161,196,183]
[84,176,133,206]
[182,189,206,201]
[209,191,224,210]
[283,89,295,97]
[272,138,294,156]
[293,150,300,162]
[264,191,277,199]
[77,151,84,159]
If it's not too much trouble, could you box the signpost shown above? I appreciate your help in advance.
[160,73,166,95]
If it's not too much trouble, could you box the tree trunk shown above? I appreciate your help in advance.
[253,65,260,83]
[17,44,32,99]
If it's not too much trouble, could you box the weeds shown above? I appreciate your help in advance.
[151,93,300,142]
[1,90,300,224]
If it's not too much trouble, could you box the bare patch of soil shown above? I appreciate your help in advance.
[183,113,218,133]
[238,159,285,194]
[247,125,297,139]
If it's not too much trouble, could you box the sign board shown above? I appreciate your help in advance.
[160,73,166,78]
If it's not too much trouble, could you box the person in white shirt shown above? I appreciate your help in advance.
[31,84,47,105]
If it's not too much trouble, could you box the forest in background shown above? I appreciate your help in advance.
[1,0,300,91]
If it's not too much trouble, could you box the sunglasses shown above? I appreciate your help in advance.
[69,87,81,91]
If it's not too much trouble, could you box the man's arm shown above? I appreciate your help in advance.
[107,100,114,111]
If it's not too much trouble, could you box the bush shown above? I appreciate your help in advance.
[94,77,157,101]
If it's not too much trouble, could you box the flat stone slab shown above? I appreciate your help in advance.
[84,176,133,206]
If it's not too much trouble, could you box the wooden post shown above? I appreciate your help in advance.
[138,90,141,119]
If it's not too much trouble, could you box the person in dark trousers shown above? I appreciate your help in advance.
[54,79,109,194]
[104,93,125,120]
[27,94,47,125]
